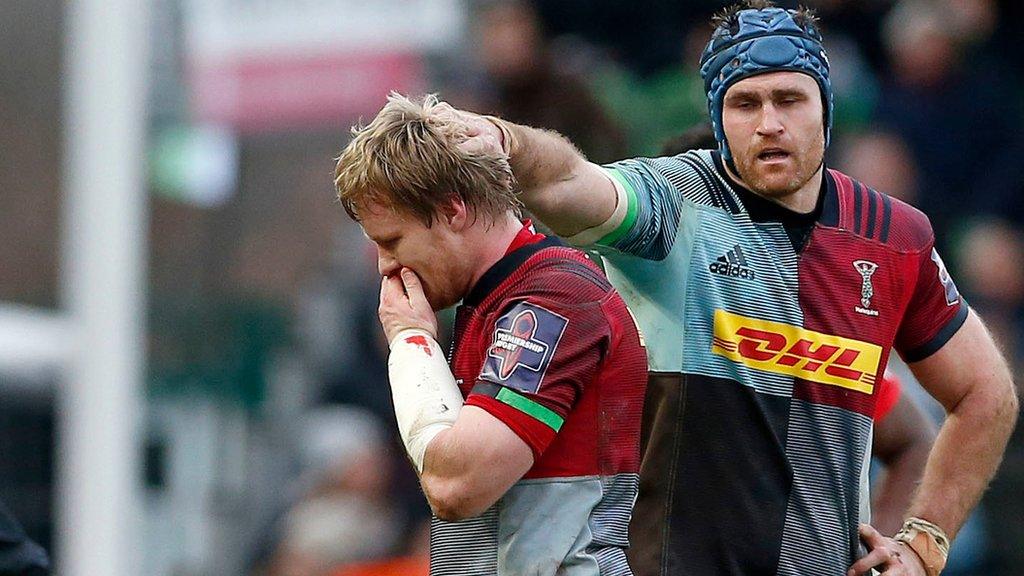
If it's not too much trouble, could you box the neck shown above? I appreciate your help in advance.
[724,161,824,214]
[465,212,524,292]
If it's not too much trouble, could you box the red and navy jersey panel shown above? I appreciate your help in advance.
[450,235,648,476]
[793,169,968,418]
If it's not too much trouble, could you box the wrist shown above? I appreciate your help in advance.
[893,517,950,576]
[484,115,517,157]
[389,327,436,349]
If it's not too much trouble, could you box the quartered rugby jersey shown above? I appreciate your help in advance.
[591,150,967,576]
[430,228,648,576]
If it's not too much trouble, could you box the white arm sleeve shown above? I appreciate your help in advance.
[387,328,464,473]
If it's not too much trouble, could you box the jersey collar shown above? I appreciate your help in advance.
[463,222,562,307]
[711,151,838,226]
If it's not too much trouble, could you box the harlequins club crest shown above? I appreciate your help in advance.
[853,260,879,316]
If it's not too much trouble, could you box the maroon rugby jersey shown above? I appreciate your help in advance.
[429,224,648,576]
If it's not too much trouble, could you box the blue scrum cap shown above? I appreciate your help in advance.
[699,4,832,160]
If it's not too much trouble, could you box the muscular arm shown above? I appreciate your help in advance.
[501,122,618,237]
[871,391,937,535]
[420,407,534,521]
[378,269,535,521]
[904,310,1018,538]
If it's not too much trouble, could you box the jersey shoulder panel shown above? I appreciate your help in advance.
[613,150,741,212]
[487,245,613,309]
[828,168,932,251]
[884,195,934,252]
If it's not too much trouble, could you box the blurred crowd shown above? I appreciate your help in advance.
[2,0,1024,574]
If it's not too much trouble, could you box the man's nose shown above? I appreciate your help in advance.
[756,104,784,135]
[378,251,400,277]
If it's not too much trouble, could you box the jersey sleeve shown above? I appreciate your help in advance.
[586,157,687,261]
[895,242,969,362]
[464,297,609,461]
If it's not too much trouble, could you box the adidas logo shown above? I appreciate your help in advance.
[709,244,756,280]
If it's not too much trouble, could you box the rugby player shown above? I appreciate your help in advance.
[333,93,648,575]
[436,2,1019,574]
[661,128,938,538]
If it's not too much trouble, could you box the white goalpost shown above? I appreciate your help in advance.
[0,0,149,574]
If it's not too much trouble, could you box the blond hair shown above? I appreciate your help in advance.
[334,93,519,226]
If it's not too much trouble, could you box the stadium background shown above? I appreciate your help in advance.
[1,0,1022,574]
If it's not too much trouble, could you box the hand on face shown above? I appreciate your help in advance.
[432,102,507,157]
[379,267,440,344]
[847,524,926,576]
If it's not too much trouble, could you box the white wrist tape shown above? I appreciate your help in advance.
[387,329,464,473]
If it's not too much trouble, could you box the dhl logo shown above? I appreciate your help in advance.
[712,309,881,394]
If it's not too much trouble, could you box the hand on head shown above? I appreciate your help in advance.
[432,102,508,157]
[378,267,439,343]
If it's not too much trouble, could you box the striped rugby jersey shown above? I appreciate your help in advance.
[431,231,648,575]
[589,150,967,576]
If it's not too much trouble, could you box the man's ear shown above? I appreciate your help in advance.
[441,195,469,231]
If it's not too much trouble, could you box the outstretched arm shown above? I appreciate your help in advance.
[437,104,619,237]
[501,122,618,236]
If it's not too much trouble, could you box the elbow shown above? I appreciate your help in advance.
[421,473,490,522]
[977,375,1019,434]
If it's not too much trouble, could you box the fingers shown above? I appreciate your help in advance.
[430,103,505,157]
[848,524,906,576]
[859,524,887,548]
[379,273,403,306]
[378,268,439,342]
[848,546,894,575]
[400,268,429,308]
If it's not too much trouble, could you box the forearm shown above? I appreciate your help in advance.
[908,383,1017,538]
[420,428,489,520]
[497,120,618,236]
[386,329,463,473]
[872,444,931,535]
[420,407,533,521]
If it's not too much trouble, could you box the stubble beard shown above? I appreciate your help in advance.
[734,133,825,200]
[424,258,469,312]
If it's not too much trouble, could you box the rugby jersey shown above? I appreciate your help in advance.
[589,150,967,576]
[429,227,648,575]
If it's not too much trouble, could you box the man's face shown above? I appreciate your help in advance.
[721,71,825,199]
[358,201,468,311]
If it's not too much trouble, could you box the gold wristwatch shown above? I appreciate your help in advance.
[893,517,950,576]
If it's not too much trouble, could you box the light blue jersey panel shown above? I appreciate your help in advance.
[600,220,694,373]
[681,213,803,398]
[598,152,804,396]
